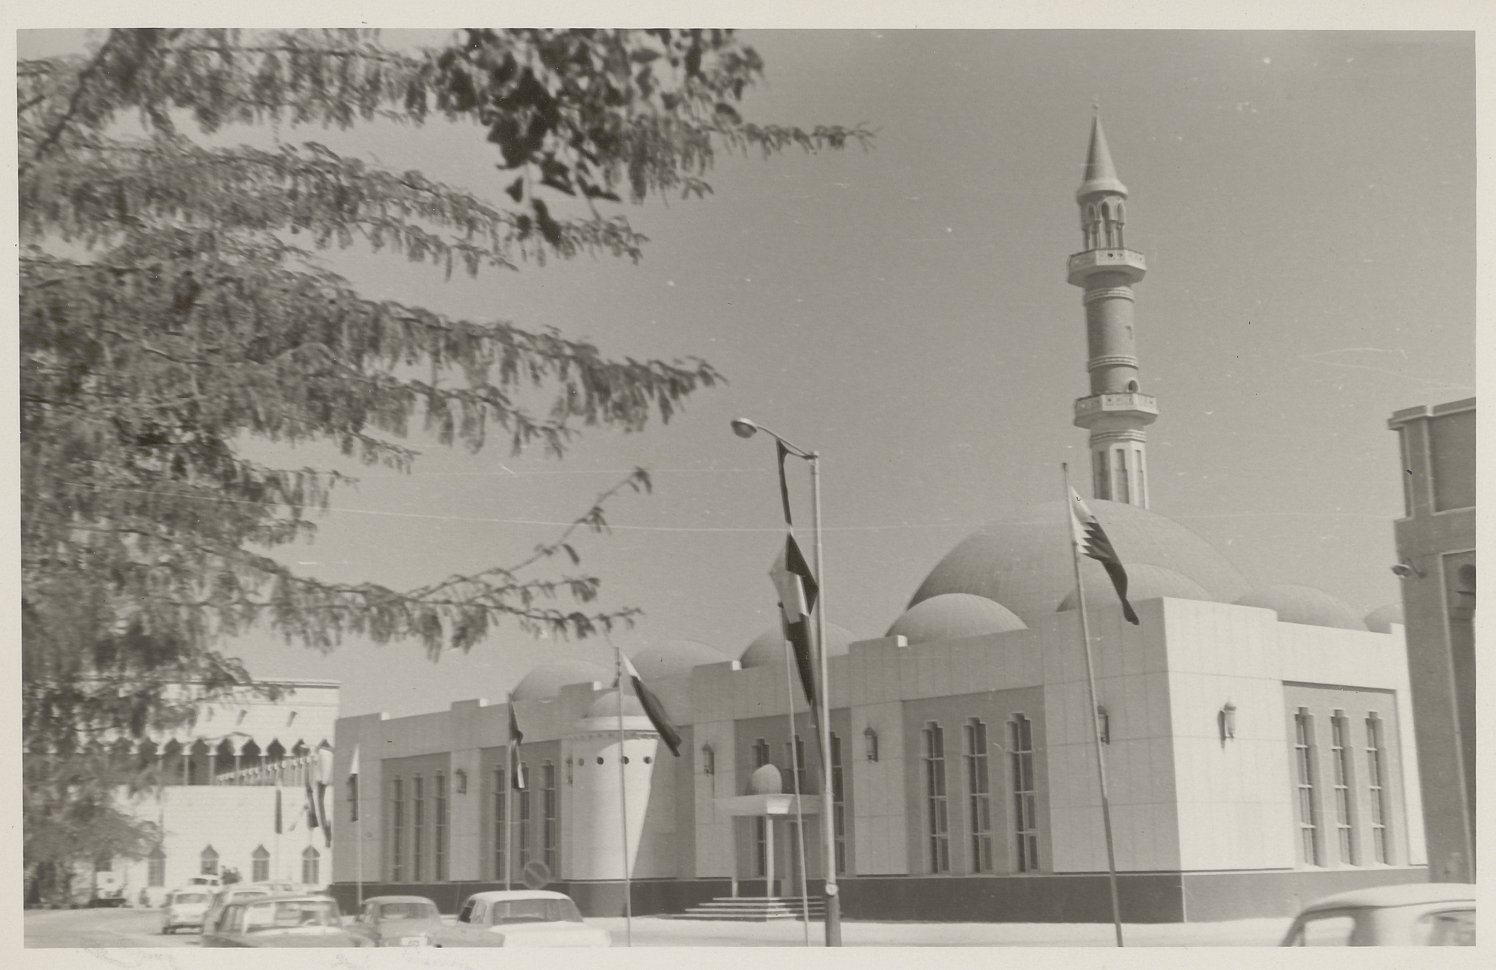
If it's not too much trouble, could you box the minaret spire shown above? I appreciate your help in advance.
[1067,113,1156,508]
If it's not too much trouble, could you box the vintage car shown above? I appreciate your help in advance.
[345,895,444,947]
[435,890,610,948]
[1280,882,1475,946]
[199,883,301,942]
[202,893,364,948]
[160,887,213,934]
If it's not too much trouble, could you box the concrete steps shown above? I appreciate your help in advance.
[673,896,825,922]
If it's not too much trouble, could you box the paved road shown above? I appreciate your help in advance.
[26,907,201,948]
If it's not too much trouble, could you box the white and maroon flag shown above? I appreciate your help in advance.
[1069,487,1139,625]
[621,652,683,757]
[770,532,821,709]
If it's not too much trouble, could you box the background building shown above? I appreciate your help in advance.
[328,118,1428,923]
[1388,398,1476,883]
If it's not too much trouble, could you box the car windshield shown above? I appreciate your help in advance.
[243,900,340,932]
[377,901,438,921]
[489,898,584,925]
[173,893,209,905]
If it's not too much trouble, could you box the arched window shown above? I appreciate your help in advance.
[251,845,270,883]
[301,846,320,885]
[200,845,219,876]
[147,847,167,887]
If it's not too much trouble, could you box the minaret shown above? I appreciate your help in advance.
[1068,111,1157,507]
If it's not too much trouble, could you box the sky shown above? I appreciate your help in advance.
[16,25,1479,721]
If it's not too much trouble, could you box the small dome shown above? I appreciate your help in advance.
[748,764,783,795]
[887,593,1026,644]
[583,689,645,720]
[631,639,727,681]
[512,660,610,701]
[740,623,856,669]
[1364,603,1405,633]
[910,499,1247,627]
[1057,564,1211,613]
[1234,585,1366,631]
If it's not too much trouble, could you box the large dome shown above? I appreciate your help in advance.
[1363,603,1404,633]
[1235,585,1365,631]
[1057,564,1211,613]
[583,689,646,720]
[887,593,1027,644]
[740,623,856,669]
[512,659,610,701]
[631,639,727,681]
[909,499,1248,627]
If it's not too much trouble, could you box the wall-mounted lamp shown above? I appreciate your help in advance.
[454,769,468,795]
[1219,702,1237,744]
[1390,560,1426,579]
[700,743,715,776]
[1096,705,1111,745]
[864,725,880,762]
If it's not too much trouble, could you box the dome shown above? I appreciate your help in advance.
[1363,603,1405,633]
[887,593,1027,644]
[740,623,856,669]
[910,499,1248,627]
[583,689,645,720]
[512,659,610,701]
[748,764,783,795]
[1234,585,1366,631]
[631,639,727,681]
[1057,564,1211,613]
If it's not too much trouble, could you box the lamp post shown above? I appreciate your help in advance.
[731,417,841,946]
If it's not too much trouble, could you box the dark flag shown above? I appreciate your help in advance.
[315,746,334,846]
[775,439,794,526]
[621,653,683,756]
[347,745,360,823]
[769,532,821,709]
[508,699,527,791]
[1069,487,1140,625]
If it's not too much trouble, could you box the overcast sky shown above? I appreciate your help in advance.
[17,25,1478,719]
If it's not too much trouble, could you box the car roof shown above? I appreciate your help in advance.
[226,893,334,907]
[465,890,571,902]
[1298,882,1475,914]
[367,895,438,905]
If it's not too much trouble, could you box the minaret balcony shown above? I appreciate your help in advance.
[1067,248,1147,286]
[1073,391,1158,429]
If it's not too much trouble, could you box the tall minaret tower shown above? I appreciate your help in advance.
[1068,111,1157,507]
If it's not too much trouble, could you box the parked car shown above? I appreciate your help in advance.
[160,888,213,935]
[346,895,444,948]
[202,894,364,948]
[1280,883,1476,946]
[436,890,610,948]
[199,883,300,942]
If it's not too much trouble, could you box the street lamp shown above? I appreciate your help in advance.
[730,417,841,947]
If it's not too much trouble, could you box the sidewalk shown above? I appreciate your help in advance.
[588,915,1289,947]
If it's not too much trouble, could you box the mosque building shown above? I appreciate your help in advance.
[329,116,1427,923]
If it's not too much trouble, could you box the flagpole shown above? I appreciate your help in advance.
[1062,463,1125,947]
[783,640,812,944]
[354,761,364,909]
[612,643,633,947]
[808,452,841,946]
[505,694,515,893]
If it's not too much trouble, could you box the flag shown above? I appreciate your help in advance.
[347,744,360,822]
[621,653,683,757]
[769,532,821,709]
[775,440,794,526]
[508,699,527,791]
[315,746,334,846]
[1069,487,1139,625]
[303,767,319,833]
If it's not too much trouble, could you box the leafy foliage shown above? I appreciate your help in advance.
[20,27,870,883]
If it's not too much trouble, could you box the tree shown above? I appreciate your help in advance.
[19,27,869,884]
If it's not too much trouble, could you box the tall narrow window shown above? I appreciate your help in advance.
[830,733,847,874]
[752,740,770,877]
[251,845,270,883]
[434,772,448,881]
[965,718,993,873]
[348,774,359,822]
[390,778,404,881]
[301,846,320,885]
[1294,709,1321,866]
[1366,714,1389,864]
[1094,452,1108,501]
[923,723,950,873]
[1114,449,1130,504]
[412,775,425,882]
[517,763,531,867]
[1010,716,1039,872]
[1330,713,1356,865]
[541,762,558,873]
[147,847,166,888]
[1136,449,1148,508]
[491,767,507,881]
[200,845,219,877]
